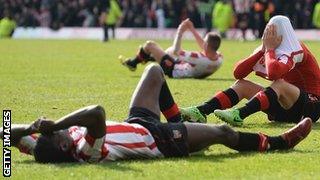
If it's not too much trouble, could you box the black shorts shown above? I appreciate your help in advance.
[265,90,320,123]
[125,107,189,158]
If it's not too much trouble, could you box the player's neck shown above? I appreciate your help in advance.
[207,51,218,61]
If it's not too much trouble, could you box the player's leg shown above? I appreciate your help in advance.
[214,79,304,125]
[111,24,115,39]
[103,24,109,42]
[185,117,312,153]
[181,79,263,122]
[121,41,176,77]
[120,41,157,71]
[129,64,181,122]
[144,41,178,78]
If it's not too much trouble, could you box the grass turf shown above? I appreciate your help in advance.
[0,39,319,179]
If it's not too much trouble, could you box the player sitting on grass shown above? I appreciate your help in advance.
[120,19,223,79]
[181,15,320,126]
[0,64,312,163]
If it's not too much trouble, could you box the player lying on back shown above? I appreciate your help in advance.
[181,15,320,126]
[120,19,223,79]
[0,64,312,163]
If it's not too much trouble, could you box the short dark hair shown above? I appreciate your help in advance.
[206,32,221,51]
[34,135,76,163]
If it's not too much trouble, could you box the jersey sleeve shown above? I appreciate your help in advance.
[265,49,294,80]
[17,134,38,155]
[233,49,264,79]
[74,130,108,163]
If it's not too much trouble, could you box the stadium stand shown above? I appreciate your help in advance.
[1,0,319,29]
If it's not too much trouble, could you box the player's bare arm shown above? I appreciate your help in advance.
[187,20,206,50]
[33,105,106,138]
[170,19,191,55]
[0,124,38,147]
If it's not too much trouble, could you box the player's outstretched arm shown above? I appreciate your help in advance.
[0,124,37,147]
[34,105,106,139]
[187,20,206,50]
[171,19,189,55]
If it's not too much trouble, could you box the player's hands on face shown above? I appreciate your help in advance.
[30,117,55,134]
[262,24,282,50]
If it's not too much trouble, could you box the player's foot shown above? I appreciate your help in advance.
[119,55,137,71]
[180,107,207,123]
[214,109,243,126]
[281,117,312,149]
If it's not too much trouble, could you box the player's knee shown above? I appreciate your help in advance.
[270,79,287,93]
[145,63,163,74]
[271,79,286,87]
[233,79,251,88]
[91,105,106,121]
[144,40,156,50]
[232,79,250,95]
[144,64,164,81]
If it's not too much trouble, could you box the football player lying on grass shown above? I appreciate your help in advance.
[181,15,320,126]
[120,19,223,79]
[0,64,312,163]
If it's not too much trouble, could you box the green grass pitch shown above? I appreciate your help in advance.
[0,39,319,179]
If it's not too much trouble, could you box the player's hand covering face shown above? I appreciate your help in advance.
[262,24,282,50]
[31,118,55,135]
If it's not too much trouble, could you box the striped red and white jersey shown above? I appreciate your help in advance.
[17,134,38,155]
[170,50,223,78]
[69,121,163,163]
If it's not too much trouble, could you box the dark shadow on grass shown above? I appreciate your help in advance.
[129,75,235,82]
[19,159,143,173]
[103,149,314,165]
[129,75,143,79]
[243,121,294,129]
[18,148,314,169]
[242,121,320,130]
[198,78,235,82]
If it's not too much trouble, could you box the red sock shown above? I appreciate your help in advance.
[239,88,276,119]
[162,103,181,123]
[197,88,239,115]
[159,82,181,122]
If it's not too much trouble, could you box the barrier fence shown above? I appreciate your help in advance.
[12,27,320,41]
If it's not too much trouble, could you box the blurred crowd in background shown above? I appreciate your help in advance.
[1,0,320,39]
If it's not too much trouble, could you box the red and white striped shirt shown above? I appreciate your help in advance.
[171,50,223,78]
[69,121,163,162]
[18,134,38,155]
